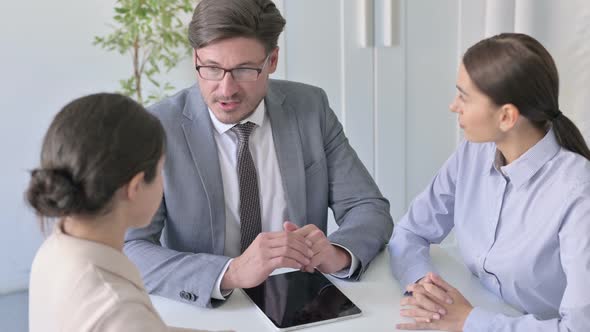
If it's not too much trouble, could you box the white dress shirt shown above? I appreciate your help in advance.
[208,101,359,299]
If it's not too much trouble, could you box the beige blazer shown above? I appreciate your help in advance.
[29,222,215,332]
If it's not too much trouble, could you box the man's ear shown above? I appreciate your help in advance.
[498,104,520,132]
[267,47,279,74]
[125,172,145,202]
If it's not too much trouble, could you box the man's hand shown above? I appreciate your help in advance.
[397,272,473,331]
[284,222,352,274]
[221,230,313,289]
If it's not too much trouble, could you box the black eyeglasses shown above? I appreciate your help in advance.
[195,54,271,82]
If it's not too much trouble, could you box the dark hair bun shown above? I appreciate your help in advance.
[26,168,84,217]
[26,93,165,220]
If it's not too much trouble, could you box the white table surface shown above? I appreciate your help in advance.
[152,246,521,331]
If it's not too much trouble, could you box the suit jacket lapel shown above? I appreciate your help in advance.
[180,86,225,254]
[266,85,307,227]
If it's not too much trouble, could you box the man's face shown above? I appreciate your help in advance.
[194,37,278,124]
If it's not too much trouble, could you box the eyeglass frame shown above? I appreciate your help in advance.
[194,53,272,82]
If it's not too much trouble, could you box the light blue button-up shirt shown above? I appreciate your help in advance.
[389,129,590,331]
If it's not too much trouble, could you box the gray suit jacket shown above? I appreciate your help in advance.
[124,80,393,307]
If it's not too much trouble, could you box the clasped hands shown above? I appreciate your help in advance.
[221,221,351,290]
[397,272,474,331]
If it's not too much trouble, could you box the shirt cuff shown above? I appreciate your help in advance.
[399,262,435,290]
[464,306,496,332]
[329,243,359,278]
[211,259,234,300]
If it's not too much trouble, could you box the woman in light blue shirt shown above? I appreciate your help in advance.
[389,33,590,331]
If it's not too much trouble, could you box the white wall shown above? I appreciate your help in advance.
[0,0,195,294]
[404,0,459,201]
[281,0,460,219]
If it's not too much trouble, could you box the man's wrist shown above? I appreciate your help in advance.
[212,259,234,300]
[221,259,238,290]
[333,245,352,271]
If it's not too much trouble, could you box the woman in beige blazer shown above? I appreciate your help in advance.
[26,93,224,332]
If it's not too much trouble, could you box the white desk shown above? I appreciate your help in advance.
[152,246,521,331]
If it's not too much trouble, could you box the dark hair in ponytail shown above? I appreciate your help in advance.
[463,32,590,160]
[26,93,165,223]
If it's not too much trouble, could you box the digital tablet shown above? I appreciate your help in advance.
[242,270,362,331]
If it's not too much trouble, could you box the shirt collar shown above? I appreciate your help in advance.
[491,128,561,189]
[208,100,266,135]
[53,221,145,290]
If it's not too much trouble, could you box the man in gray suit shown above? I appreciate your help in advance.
[124,0,393,308]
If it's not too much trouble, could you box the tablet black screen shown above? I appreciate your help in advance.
[243,270,362,330]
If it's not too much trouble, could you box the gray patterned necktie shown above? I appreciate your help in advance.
[232,121,262,253]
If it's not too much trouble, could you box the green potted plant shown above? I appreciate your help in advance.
[94,0,194,105]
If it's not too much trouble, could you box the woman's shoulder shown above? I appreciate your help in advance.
[553,148,590,187]
[30,231,157,327]
[57,253,158,330]
[30,230,82,285]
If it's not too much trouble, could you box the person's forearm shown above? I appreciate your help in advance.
[125,239,231,307]
[388,227,436,288]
